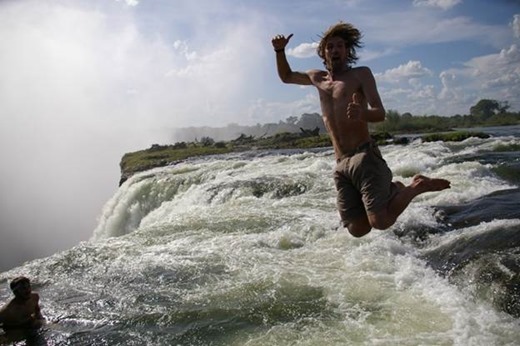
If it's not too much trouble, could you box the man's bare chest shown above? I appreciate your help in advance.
[317,79,359,100]
[6,302,36,322]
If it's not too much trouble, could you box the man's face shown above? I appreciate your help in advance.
[12,280,31,300]
[324,36,348,72]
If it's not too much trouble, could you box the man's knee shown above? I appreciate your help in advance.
[367,211,396,230]
[344,218,372,238]
[348,227,371,238]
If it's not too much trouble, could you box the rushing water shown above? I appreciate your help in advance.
[1,126,519,345]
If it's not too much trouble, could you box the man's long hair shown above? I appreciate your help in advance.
[317,22,363,69]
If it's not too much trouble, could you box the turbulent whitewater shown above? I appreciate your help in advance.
[1,126,519,345]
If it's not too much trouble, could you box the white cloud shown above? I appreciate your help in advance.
[359,47,397,62]
[116,0,139,6]
[412,0,462,10]
[462,44,520,81]
[379,82,441,115]
[376,60,433,83]
[364,9,509,50]
[437,43,520,113]
[288,42,318,58]
[387,42,520,116]
[172,40,199,61]
[413,84,436,99]
[438,71,460,100]
[247,93,319,124]
[511,14,520,38]
[375,39,519,115]
[438,76,475,114]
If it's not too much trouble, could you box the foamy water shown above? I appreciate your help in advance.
[1,128,519,345]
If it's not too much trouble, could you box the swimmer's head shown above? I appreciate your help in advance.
[10,276,31,299]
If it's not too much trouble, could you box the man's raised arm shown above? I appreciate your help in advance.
[271,34,312,85]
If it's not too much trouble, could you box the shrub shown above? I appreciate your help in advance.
[200,136,215,147]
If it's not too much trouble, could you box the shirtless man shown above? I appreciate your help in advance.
[272,22,450,237]
[0,276,45,340]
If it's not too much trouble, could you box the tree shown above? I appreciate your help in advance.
[200,136,215,147]
[285,116,298,125]
[470,99,502,120]
[297,113,325,132]
[385,110,401,130]
[499,101,511,114]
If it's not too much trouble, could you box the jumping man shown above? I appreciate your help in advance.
[271,22,450,237]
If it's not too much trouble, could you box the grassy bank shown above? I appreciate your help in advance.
[119,130,489,185]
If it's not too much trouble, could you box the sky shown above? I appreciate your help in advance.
[0,0,519,271]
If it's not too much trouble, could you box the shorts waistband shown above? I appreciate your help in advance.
[336,140,376,163]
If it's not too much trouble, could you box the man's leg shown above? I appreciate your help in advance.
[334,161,373,237]
[345,214,372,238]
[368,175,450,230]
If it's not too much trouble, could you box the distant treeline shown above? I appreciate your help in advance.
[373,99,519,134]
[171,113,328,143]
[171,99,520,142]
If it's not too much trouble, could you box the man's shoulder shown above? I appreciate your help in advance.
[0,300,14,315]
[351,66,373,74]
[0,299,14,309]
[29,293,39,303]
[350,66,376,82]
[305,69,328,84]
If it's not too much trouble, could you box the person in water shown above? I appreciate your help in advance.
[0,276,45,341]
[271,22,450,237]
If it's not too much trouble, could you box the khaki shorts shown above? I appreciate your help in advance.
[333,142,397,225]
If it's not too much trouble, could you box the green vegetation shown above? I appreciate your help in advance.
[119,129,489,185]
[421,131,490,142]
[371,99,519,134]
[120,98,519,185]
[119,132,334,184]
[120,143,232,184]
[493,143,520,152]
[249,132,332,149]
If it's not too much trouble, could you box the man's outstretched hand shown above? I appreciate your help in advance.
[271,33,293,51]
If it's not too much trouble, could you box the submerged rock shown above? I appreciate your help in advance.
[413,189,520,318]
[436,188,520,229]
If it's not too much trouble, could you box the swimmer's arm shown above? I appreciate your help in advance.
[34,306,44,321]
[33,295,45,324]
[0,308,5,326]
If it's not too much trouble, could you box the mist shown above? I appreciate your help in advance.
[0,0,272,271]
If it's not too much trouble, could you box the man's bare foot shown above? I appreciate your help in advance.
[411,174,450,193]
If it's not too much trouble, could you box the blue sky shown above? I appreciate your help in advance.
[124,0,520,123]
[2,1,518,132]
[0,0,519,268]
[128,0,520,124]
